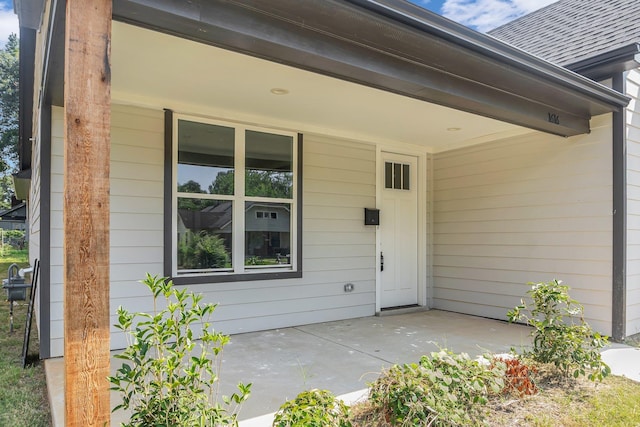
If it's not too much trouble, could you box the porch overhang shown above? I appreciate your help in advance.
[40,0,629,138]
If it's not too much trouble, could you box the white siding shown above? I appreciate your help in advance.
[627,68,640,336]
[48,105,377,355]
[49,105,166,356]
[28,2,52,338]
[433,116,614,335]
[28,113,42,333]
[49,107,63,356]
[187,134,377,338]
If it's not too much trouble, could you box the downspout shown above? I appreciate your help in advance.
[612,71,626,342]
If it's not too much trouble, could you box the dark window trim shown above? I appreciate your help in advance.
[612,72,626,341]
[163,110,303,284]
[39,103,52,359]
[163,109,173,278]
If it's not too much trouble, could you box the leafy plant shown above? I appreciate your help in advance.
[368,349,504,426]
[178,230,230,270]
[507,279,611,381]
[273,389,351,427]
[109,274,251,426]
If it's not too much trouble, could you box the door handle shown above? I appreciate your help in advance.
[380,252,384,272]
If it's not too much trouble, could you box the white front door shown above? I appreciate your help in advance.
[380,152,418,308]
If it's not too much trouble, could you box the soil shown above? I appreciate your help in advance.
[347,366,621,427]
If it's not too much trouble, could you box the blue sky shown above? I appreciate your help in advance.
[409,0,557,32]
[0,0,558,45]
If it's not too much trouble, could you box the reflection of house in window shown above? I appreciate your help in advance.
[245,204,290,262]
[177,202,291,265]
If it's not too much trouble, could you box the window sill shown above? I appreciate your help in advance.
[171,269,302,285]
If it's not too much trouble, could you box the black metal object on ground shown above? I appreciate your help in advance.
[22,259,39,368]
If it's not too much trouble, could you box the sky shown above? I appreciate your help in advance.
[0,0,17,47]
[0,0,559,45]
[411,0,558,32]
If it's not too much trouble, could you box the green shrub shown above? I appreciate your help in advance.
[109,274,251,426]
[179,230,230,269]
[272,389,351,427]
[507,279,611,381]
[368,349,504,426]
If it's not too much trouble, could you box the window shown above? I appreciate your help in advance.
[384,162,410,190]
[256,211,278,219]
[167,112,301,283]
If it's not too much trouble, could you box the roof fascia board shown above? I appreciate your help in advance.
[113,0,592,135]
[349,0,629,110]
[13,0,45,30]
[566,44,640,81]
[42,0,628,137]
[43,0,65,107]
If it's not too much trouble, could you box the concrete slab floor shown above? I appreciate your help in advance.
[45,310,533,426]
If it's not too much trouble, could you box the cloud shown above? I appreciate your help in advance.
[442,0,558,32]
[0,4,18,46]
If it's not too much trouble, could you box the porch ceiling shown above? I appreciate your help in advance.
[40,0,630,146]
[108,0,628,137]
[112,22,524,152]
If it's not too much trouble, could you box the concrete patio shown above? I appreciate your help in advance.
[45,310,533,426]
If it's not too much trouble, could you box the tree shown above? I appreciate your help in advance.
[0,34,19,176]
[209,170,292,199]
[0,175,15,209]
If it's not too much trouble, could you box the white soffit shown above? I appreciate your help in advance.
[111,21,532,152]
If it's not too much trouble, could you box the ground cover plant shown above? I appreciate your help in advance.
[274,279,639,427]
[0,249,51,427]
[273,389,351,427]
[109,274,251,426]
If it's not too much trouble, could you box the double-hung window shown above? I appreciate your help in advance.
[168,112,301,283]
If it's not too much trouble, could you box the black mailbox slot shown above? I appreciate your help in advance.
[364,208,380,225]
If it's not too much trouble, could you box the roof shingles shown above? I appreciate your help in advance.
[489,0,640,66]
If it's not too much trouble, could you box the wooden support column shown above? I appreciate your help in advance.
[63,0,111,425]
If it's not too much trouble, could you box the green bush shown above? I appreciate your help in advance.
[368,349,504,426]
[272,389,351,427]
[109,274,251,426]
[179,230,230,269]
[507,279,611,381]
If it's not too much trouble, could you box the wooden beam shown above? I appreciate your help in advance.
[63,0,111,425]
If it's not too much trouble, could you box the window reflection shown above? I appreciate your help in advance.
[245,202,291,267]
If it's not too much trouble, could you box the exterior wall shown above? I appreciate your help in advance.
[28,115,41,331]
[49,107,63,356]
[28,0,53,336]
[48,105,377,356]
[626,68,640,336]
[432,115,614,335]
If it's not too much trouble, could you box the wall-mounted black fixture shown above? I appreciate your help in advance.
[364,208,380,225]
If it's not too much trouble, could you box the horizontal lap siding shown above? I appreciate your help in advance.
[627,68,640,336]
[29,19,49,338]
[48,106,376,355]
[433,118,613,335]
[29,117,42,333]
[48,105,165,357]
[201,134,377,337]
[49,107,63,356]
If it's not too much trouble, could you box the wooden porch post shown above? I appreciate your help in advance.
[63,0,112,425]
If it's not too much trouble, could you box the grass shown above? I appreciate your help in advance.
[0,248,51,427]
[486,367,640,427]
[348,366,640,427]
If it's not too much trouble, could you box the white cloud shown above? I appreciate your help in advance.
[0,5,18,47]
[442,0,558,32]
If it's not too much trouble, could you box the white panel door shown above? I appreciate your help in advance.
[380,152,418,308]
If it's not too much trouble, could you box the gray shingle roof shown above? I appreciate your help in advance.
[489,0,640,66]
